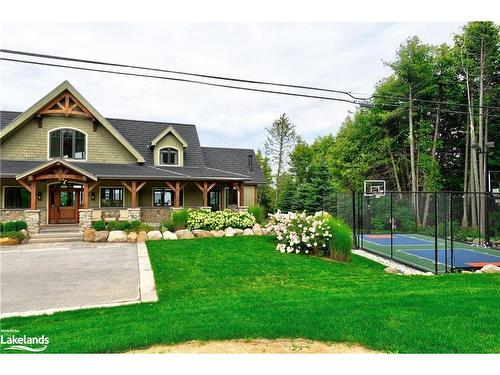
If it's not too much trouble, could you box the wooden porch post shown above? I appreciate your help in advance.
[131,181,137,208]
[202,182,208,207]
[175,181,180,208]
[239,181,245,207]
[30,178,37,209]
[83,182,89,209]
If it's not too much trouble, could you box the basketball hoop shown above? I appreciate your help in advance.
[364,180,386,198]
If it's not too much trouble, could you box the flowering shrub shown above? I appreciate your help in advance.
[267,211,332,255]
[186,209,256,230]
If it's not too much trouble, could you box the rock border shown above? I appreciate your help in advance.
[352,249,431,275]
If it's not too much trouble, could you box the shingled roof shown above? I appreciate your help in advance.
[0,111,264,183]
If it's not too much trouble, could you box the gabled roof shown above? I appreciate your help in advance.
[15,159,98,181]
[0,81,145,163]
[150,125,188,148]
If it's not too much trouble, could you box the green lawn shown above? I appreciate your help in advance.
[1,236,499,353]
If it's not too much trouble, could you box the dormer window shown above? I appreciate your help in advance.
[159,147,179,166]
[49,128,86,160]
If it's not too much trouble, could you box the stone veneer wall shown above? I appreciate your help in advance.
[140,207,172,226]
[0,209,27,223]
[78,209,92,232]
[0,209,40,234]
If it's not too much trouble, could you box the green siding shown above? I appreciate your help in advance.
[1,116,137,163]
[154,133,185,166]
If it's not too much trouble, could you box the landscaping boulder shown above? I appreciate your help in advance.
[234,228,244,236]
[20,229,29,244]
[192,229,212,238]
[384,266,403,275]
[176,229,195,239]
[127,232,138,243]
[147,230,163,240]
[210,230,225,237]
[108,230,127,242]
[94,230,109,242]
[224,227,236,237]
[261,227,269,235]
[479,264,500,274]
[137,231,148,242]
[243,228,254,236]
[83,228,95,242]
[252,223,263,235]
[0,237,18,246]
[163,230,177,240]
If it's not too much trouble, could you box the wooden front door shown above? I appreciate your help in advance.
[208,187,220,211]
[49,186,80,224]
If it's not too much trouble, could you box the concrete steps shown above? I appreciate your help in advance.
[29,225,83,244]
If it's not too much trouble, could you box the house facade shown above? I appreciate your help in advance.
[0,81,264,233]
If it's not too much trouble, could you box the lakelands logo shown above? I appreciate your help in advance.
[1,330,49,352]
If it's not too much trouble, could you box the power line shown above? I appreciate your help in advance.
[2,48,499,112]
[1,55,499,119]
[0,57,361,105]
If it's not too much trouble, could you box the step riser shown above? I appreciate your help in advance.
[28,237,83,244]
[39,229,81,234]
[31,234,83,239]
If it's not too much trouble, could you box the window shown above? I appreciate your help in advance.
[248,154,254,172]
[49,129,86,159]
[153,188,174,207]
[225,187,239,206]
[4,187,30,209]
[159,147,179,165]
[100,188,124,207]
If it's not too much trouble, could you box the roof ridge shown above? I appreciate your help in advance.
[202,146,255,151]
[107,116,196,127]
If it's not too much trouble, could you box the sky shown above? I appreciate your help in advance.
[0,23,462,151]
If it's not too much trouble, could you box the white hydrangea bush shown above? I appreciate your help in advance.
[267,211,332,255]
[186,209,256,230]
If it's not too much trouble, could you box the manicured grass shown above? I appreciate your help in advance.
[1,236,499,353]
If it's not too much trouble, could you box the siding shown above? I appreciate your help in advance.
[153,133,185,166]
[0,116,136,163]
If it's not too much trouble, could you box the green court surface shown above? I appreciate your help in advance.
[359,233,500,273]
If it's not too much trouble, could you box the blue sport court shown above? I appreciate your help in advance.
[361,233,500,272]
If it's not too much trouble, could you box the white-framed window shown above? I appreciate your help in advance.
[100,187,124,207]
[159,147,179,166]
[49,128,86,160]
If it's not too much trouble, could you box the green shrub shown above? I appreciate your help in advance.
[161,220,174,232]
[0,230,25,241]
[15,220,28,231]
[138,223,154,232]
[92,220,106,231]
[3,221,17,232]
[326,217,353,262]
[248,205,265,224]
[0,222,3,233]
[130,220,142,231]
[186,209,256,231]
[106,221,121,231]
[172,209,189,230]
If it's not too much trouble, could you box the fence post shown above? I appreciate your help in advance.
[450,192,454,271]
[390,192,394,260]
[352,191,357,248]
[434,192,438,274]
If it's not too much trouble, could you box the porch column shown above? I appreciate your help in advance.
[30,178,37,209]
[121,181,146,208]
[194,181,217,208]
[83,182,89,209]
[166,181,186,208]
[239,181,245,207]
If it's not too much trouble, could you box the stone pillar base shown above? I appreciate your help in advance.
[128,208,141,221]
[24,210,41,235]
[79,209,93,233]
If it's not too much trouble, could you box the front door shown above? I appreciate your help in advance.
[208,187,220,211]
[49,185,81,224]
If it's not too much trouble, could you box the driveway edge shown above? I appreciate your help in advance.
[137,242,159,303]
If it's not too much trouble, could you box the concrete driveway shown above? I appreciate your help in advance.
[1,242,142,317]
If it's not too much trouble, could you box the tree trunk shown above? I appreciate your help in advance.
[389,151,403,199]
[422,105,440,227]
[408,86,420,225]
[461,116,470,228]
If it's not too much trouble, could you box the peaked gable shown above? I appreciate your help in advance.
[0,81,145,163]
[150,125,188,147]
